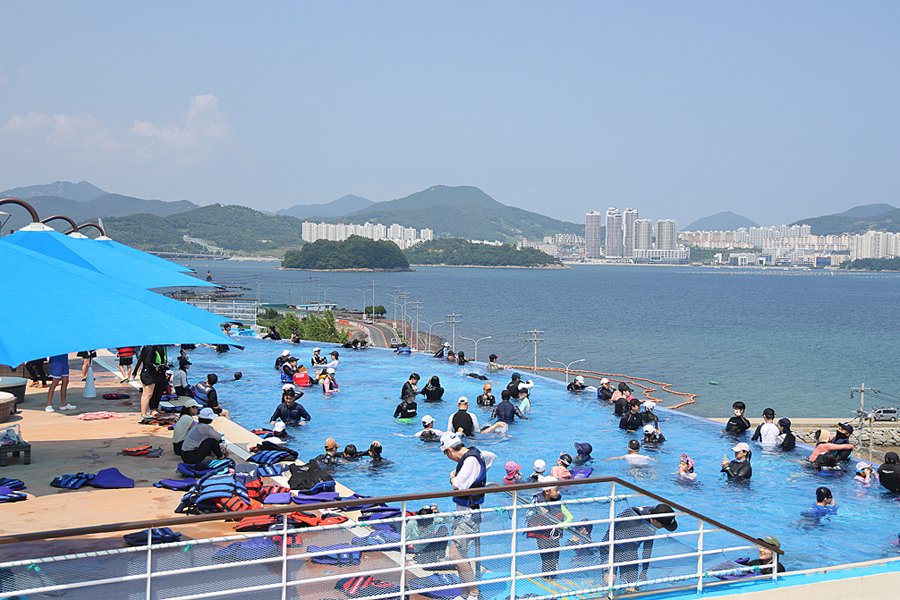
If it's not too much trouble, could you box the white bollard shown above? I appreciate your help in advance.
[83,364,97,398]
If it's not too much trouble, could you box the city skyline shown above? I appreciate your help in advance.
[1,4,898,227]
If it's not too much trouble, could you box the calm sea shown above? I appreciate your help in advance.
[184,260,900,420]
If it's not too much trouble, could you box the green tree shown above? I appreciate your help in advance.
[365,305,386,317]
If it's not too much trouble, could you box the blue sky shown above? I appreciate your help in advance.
[1,2,898,227]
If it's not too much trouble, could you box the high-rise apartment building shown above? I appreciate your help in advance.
[585,210,604,259]
[623,208,638,257]
[657,219,678,250]
[634,219,653,251]
[605,208,623,258]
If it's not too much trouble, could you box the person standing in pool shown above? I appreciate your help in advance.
[274,349,291,370]
[476,383,495,407]
[311,347,327,367]
[442,431,497,600]
[567,375,587,392]
[751,408,779,445]
[721,442,752,480]
[422,375,444,402]
[447,397,481,437]
[490,390,528,425]
[619,399,644,431]
[400,373,421,400]
[776,418,796,451]
[269,385,311,427]
[724,401,751,434]
[433,342,450,359]
[801,486,837,517]
[506,372,534,399]
[597,378,614,402]
[573,442,593,465]
[745,536,786,574]
[394,414,444,441]
[877,452,900,493]
[393,394,418,419]
[605,440,657,466]
[830,423,855,461]
[807,429,853,465]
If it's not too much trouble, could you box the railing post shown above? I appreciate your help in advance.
[145,528,152,600]
[696,519,704,594]
[281,511,289,600]
[772,551,779,584]
[607,481,616,599]
[509,490,518,600]
[400,500,408,600]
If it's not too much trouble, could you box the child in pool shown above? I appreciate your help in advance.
[675,453,696,481]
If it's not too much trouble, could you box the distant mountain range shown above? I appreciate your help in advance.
[277,194,374,219]
[683,211,759,232]
[1,180,108,202]
[791,204,900,236]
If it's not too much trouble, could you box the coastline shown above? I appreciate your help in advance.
[408,263,569,269]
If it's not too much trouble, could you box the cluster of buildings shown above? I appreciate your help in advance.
[301,221,433,249]
[584,208,688,264]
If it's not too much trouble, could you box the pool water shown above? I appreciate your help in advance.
[185,337,899,572]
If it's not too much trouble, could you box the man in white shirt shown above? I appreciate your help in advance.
[751,408,780,445]
[442,432,497,600]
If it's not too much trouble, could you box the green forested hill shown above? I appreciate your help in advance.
[282,236,410,270]
[404,238,561,267]
[792,208,900,235]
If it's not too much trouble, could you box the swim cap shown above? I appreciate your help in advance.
[815,486,832,502]
[484,383,492,390]
[533,459,546,473]
[643,424,656,434]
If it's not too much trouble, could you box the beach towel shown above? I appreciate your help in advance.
[78,411,125,420]
[123,527,182,546]
[89,468,134,489]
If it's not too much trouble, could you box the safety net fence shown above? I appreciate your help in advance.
[0,478,780,600]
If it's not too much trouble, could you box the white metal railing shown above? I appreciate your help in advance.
[0,478,781,600]
[185,299,259,329]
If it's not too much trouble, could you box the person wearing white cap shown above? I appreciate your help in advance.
[180,407,228,464]
[526,476,574,577]
[721,442,753,480]
[642,423,666,445]
[270,384,311,427]
[566,375,587,392]
[274,349,291,370]
[639,401,660,425]
[440,431,497,600]
[529,458,547,482]
[597,378,614,402]
[322,367,339,394]
[447,397,480,437]
[433,342,450,359]
[172,399,202,456]
[311,347,327,367]
[395,414,445,441]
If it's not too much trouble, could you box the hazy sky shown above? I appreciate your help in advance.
[1,2,898,227]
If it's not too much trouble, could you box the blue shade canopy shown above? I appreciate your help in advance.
[0,243,236,366]
[2,226,215,289]
[94,236,194,273]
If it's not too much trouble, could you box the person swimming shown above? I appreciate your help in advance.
[605,440,657,466]
[801,486,838,518]
[573,442,593,465]
[675,453,696,481]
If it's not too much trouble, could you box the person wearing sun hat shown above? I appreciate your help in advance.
[599,503,678,591]
[503,461,522,485]
[313,437,340,465]
[746,536,786,574]
[573,442,593,465]
[721,442,753,480]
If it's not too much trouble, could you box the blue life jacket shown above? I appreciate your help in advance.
[453,447,487,508]
[193,382,211,404]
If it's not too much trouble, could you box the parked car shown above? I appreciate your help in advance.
[389,338,401,348]
[873,407,898,422]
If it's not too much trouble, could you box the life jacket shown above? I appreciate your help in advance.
[51,473,96,489]
[175,473,251,514]
[251,440,299,457]
[280,366,294,384]
[0,488,27,503]
[0,477,26,491]
[248,450,294,465]
[397,346,411,354]
[257,463,288,477]
[176,458,235,478]
[420,429,440,442]
[453,447,487,508]
[310,543,362,566]
[193,382,211,403]
[119,445,153,456]
[103,393,130,400]
[335,576,399,598]
[123,527,181,546]
[154,478,197,491]
[287,460,334,491]
[117,347,136,358]
[451,411,475,436]
[234,514,279,532]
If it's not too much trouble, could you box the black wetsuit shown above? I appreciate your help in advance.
[476,393,495,407]
[491,400,525,425]
[640,411,659,425]
[566,381,586,392]
[270,401,311,426]
[830,433,853,461]
[450,410,476,437]
[422,384,444,402]
[311,354,327,367]
[614,396,629,417]
[878,463,900,493]
[745,559,786,575]
[619,413,643,432]
[274,355,289,370]
[598,386,614,402]
[25,359,48,385]
[393,400,418,419]
[722,460,752,480]
[506,380,522,399]
[400,381,419,400]
[778,432,796,451]
[724,415,751,434]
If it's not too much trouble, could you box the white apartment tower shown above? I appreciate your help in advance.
[657,219,678,250]
[605,208,624,258]
[623,208,639,257]
[634,219,653,251]
[585,210,604,259]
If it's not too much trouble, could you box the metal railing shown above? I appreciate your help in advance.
[0,477,782,600]
[184,299,259,329]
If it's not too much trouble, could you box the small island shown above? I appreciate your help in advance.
[282,236,411,271]
[404,238,564,268]
[839,257,900,271]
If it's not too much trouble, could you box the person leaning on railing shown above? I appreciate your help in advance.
[598,504,678,592]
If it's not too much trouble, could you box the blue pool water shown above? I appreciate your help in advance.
[186,337,899,572]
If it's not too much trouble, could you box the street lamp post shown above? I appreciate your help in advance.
[546,358,585,383]
[417,320,444,353]
[323,288,333,306]
[459,335,491,363]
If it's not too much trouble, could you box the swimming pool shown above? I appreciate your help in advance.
[185,337,899,573]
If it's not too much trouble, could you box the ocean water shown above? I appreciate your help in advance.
[184,337,900,572]
[185,260,900,419]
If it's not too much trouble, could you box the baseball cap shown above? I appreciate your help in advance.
[324,437,339,450]
[199,408,216,420]
[505,461,521,476]
[643,424,656,434]
[758,536,780,551]
[838,422,854,434]
[483,383,492,390]
[618,382,632,392]
[458,396,469,405]
[642,401,655,411]
[539,475,559,492]
[281,350,290,356]
[732,442,751,453]
[600,378,610,384]
[649,504,678,531]
[816,486,832,502]
[533,459,546,473]
[558,453,572,467]
[182,399,201,408]
[443,342,450,347]
[327,367,335,374]
[856,460,872,471]
[313,347,321,352]
[575,375,585,383]
[440,431,464,452]
[282,383,295,392]
[421,414,435,426]
[273,422,286,433]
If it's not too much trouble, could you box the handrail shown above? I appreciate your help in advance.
[40,214,78,230]
[0,197,40,223]
[64,222,106,236]
[0,475,782,555]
